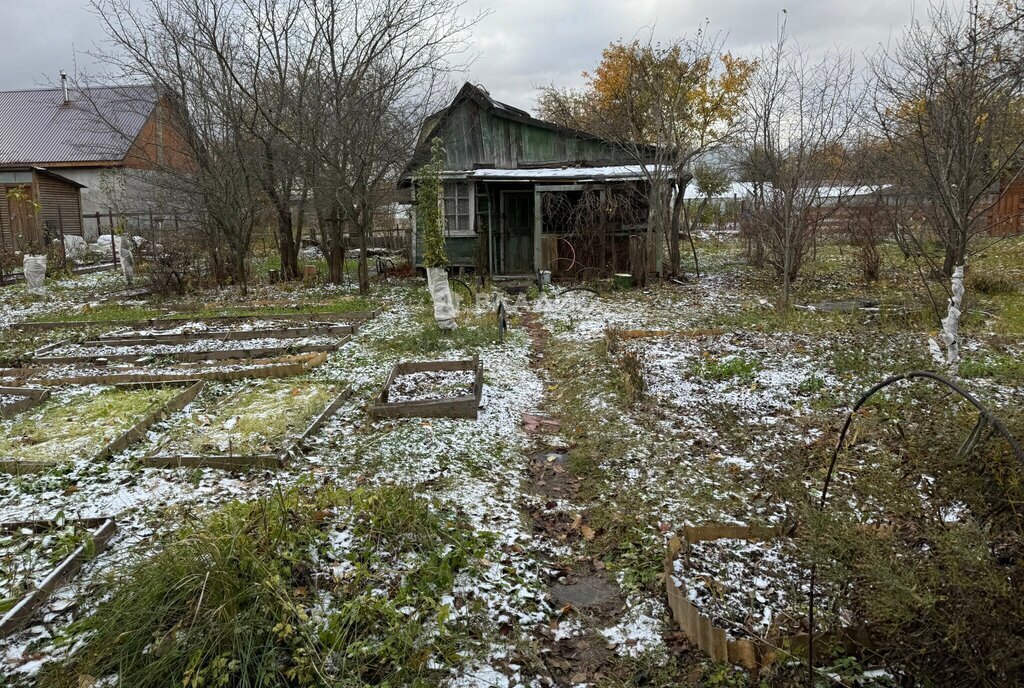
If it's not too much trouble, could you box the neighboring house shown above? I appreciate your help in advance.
[402,83,664,276]
[0,166,83,253]
[0,82,191,239]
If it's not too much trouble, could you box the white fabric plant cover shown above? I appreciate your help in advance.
[63,235,87,260]
[929,264,964,376]
[23,255,47,295]
[120,243,136,284]
[426,267,458,330]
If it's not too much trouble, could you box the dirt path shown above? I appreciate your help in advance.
[520,311,630,687]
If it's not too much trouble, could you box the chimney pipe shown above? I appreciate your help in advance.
[60,71,68,104]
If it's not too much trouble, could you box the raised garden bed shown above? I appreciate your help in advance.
[369,356,483,420]
[666,525,843,672]
[0,387,50,420]
[0,517,117,637]
[146,382,352,470]
[0,380,203,474]
[0,352,330,386]
[11,308,381,332]
[90,322,356,346]
[31,338,345,365]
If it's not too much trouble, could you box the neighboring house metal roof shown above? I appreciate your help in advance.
[0,84,158,166]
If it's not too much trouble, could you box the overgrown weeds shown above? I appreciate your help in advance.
[689,354,759,383]
[40,484,491,687]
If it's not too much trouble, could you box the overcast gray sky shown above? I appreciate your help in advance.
[1,0,954,111]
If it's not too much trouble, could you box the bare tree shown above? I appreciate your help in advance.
[871,1,1024,279]
[737,20,861,308]
[93,0,269,292]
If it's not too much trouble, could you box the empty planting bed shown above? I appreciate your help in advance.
[147,380,349,469]
[12,307,381,332]
[666,526,852,671]
[370,356,483,420]
[1,352,331,386]
[33,335,344,365]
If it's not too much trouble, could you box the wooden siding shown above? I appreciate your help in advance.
[33,172,83,238]
[990,178,1024,236]
[413,234,478,267]
[436,99,626,171]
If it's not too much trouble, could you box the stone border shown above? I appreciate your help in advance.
[0,386,50,420]
[0,352,330,386]
[147,385,353,471]
[369,356,483,420]
[0,380,205,475]
[0,517,118,637]
[10,308,381,332]
[32,340,344,366]
[665,525,871,673]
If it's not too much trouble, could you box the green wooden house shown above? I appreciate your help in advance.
[403,83,663,277]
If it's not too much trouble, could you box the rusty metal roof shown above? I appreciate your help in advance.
[0,84,157,166]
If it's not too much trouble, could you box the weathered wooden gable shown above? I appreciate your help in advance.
[415,84,628,172]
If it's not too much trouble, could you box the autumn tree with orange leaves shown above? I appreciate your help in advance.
[539,28,755,278]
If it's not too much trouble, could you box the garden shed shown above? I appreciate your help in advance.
[402,83,667,277]
[0,166,84,254]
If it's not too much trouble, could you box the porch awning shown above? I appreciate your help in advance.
[444,165,676,182]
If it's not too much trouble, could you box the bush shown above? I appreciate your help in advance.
[804,390,1024,686]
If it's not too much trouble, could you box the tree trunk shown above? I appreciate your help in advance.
[276,205,299,280]
[669,194,684,277]
[357,216,370,295]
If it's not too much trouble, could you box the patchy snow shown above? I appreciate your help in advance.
[599,598,667,658]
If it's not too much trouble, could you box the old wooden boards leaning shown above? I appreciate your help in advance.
[369,355,483,420]
[0,517,118,638]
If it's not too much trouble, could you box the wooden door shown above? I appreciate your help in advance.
[501,190,533,274]
[5,186,39,252]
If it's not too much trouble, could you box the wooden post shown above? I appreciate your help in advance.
[107,209,117,263]
[56,206,67,267]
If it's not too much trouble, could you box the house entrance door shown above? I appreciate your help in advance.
[501,190,533,274]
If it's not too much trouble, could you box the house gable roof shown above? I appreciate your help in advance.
[404,82,645,181]
[0,84,158,167]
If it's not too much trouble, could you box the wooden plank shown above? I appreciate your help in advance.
[0,518,117,638]
[0,386,50,420]
[10,309,381,332]
[146,454,283,470]
[285,386,354,449]
[90,323,355,346]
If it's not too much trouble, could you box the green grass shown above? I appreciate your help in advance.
[689,354,760,383]
[960,352,1024,383]
[0,388,178,465]
[40,484,491,688]
[160,381,337,454]
[377,303,501,357]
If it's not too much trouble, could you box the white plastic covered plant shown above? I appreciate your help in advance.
[929,264,964,376]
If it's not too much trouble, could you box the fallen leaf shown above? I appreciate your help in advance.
[580,525,595,541]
